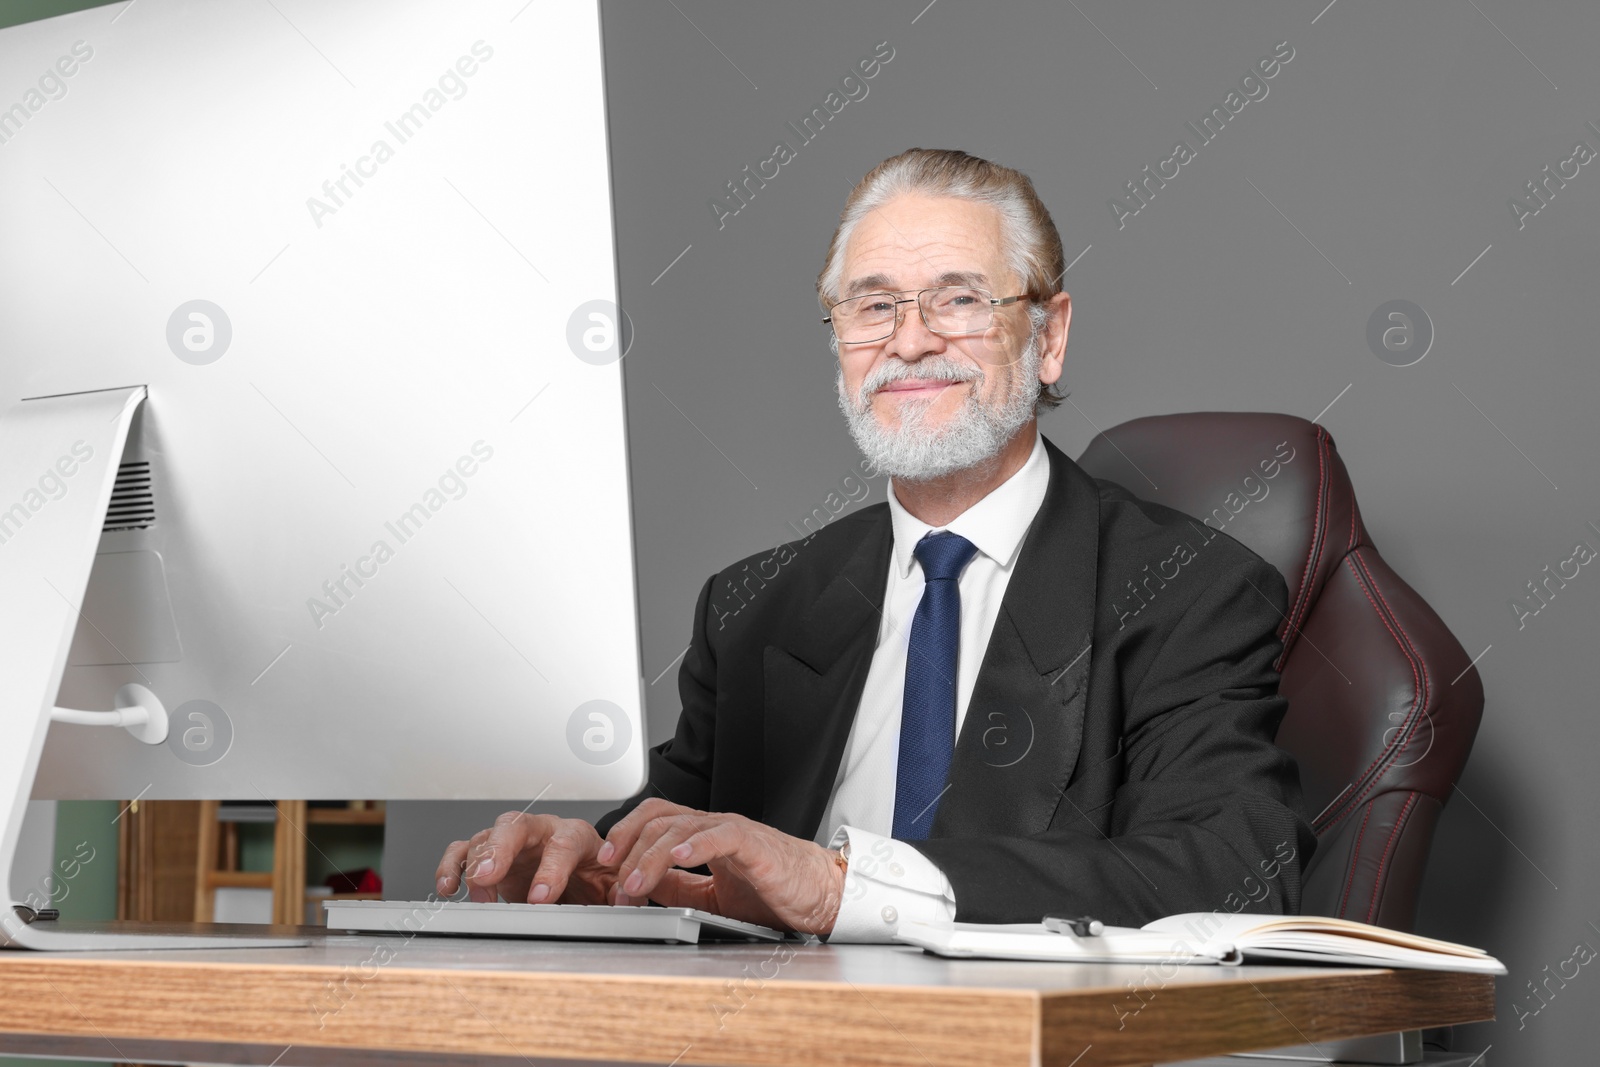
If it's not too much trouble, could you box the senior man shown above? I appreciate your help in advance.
[437,147,1315,941]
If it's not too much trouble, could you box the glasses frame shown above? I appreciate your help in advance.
[822,286,1029,345]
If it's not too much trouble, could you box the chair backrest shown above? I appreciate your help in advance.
[1077,412,1484,931]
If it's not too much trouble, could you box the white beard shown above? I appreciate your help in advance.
[836,325,1043,482]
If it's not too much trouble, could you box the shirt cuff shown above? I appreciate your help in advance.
[823,826,956,944]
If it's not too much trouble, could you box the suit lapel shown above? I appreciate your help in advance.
[933,437,1102,839]
[761,511,892,839]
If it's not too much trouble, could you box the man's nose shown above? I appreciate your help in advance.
[884,298,946,363]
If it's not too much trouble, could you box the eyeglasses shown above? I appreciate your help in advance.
[822,286,1028,345]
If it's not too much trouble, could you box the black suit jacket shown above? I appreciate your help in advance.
[599,435,1318,926]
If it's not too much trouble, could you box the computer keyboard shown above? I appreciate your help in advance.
[323,899,786,944]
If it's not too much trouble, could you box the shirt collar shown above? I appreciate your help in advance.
[886,431,1050,580]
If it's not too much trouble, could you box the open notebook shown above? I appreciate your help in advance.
[895,912,1506,974]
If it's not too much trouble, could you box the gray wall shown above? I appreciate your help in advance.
[402,2,1592,1060]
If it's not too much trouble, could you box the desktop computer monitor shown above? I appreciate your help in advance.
[0,0,646,929]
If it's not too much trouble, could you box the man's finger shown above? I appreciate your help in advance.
[463,813,549,889]
[613,812,690,893]
[601,798,694,867]
[446,828,494,894]
[663,820,745,872]
[526,826,587,903]
[616,815,708,901]
[434,839,471,895]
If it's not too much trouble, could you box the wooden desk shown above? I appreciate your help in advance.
[0,931,1494,1067]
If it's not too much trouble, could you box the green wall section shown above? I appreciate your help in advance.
[237,819,386,906]
[51,800,119,921]
[0,1,117,31]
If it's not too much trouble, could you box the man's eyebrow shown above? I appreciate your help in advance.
[840,269,992,298]
[842,273,895,298]
[931,269,990,289]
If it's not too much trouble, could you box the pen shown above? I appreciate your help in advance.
[1042,914,1104,938]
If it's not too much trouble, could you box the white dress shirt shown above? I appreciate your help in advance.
[819,432,1051,942]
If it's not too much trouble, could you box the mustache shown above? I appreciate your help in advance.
[860,357,983,399]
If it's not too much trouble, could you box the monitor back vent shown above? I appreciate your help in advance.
[104,461,155,532]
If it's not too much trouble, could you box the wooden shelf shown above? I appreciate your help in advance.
[122,799,387,927]
[193,801,386,925]
[305,808,386,826]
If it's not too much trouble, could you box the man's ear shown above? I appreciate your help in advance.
[1039,291,1071,387]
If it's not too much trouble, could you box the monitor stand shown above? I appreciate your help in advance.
[0,386,308,950]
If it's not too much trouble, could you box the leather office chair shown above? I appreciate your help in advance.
[1077,411,1485,933]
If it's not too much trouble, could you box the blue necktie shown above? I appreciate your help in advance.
[893,530,979,840]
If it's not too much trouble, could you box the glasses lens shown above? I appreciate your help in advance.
[831,294,897,343]
[922,287,992,335]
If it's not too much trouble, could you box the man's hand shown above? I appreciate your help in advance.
[435,812,615,905]
[599,799,845,935]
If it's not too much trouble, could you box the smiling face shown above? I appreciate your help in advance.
[832,193,1061,481]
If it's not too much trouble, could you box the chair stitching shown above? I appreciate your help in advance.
[1342,548,1433,812]
[1347,484,1359,553]
[1285,426,1329,637]
[1279,427,1329,667]
[1366,791,1418,926]
[1341,554,1436,834]
[1312,556,1413,830]
[1338,802,1374,918]
[1319,553,1425,832]
[1354,548,1433,728]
